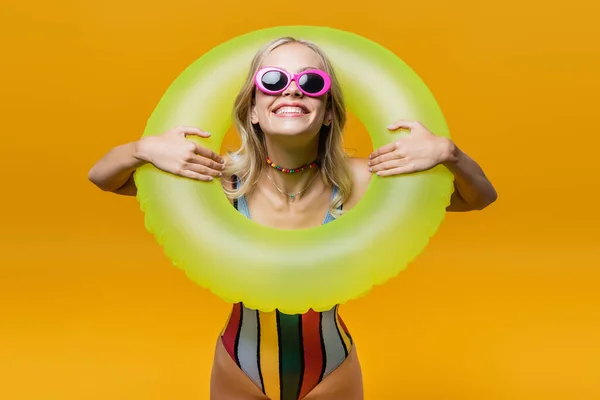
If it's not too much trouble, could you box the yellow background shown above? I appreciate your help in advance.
[1,0,599,399]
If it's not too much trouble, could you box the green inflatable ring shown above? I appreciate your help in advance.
[134,25,454,314]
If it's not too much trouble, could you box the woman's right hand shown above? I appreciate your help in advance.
[135,125,225,181]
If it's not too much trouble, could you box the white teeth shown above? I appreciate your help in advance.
[275,106,306,115]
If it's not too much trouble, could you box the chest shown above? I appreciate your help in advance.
[245,187,334,229]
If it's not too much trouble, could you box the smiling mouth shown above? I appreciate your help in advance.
[272,106,308,116]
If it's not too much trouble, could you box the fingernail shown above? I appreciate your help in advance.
[367,162,371,166]
[369,168,372,172]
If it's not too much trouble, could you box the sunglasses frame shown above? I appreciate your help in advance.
[254,66,331,97]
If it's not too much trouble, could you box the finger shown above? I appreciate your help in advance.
[190,142,225,164]
[387,119,418,131]
[368,149,405,166]
[184,152,225,171]
[182,161,224,177]
[375,164,416,176]
[177,168,215,181]
[369,159,408,173]
[369,141,398,160]
[176,126,212,138]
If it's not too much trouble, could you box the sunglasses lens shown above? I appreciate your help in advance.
[261,70,288,92]
[298,73,325,94]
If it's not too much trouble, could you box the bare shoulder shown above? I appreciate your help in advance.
[343,157,373,211]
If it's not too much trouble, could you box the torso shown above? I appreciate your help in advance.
[218,157,370,399]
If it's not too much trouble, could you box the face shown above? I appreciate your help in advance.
[251,42,332,140]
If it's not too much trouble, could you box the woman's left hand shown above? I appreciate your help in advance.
[368,119,454,176]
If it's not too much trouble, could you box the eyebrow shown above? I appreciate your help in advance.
[272,66,319,73]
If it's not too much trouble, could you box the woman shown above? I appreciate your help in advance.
[89,37,497,399]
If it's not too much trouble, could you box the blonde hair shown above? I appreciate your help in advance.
[223,36,352,217]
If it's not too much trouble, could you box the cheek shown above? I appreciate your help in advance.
[254,95,274,117]
[311,100,328,118]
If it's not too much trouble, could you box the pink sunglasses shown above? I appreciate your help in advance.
[254,67,331,97]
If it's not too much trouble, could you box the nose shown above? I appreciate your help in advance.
[282,79,302,97]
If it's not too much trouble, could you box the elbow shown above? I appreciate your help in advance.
[476,188,498,210]
[87,166,110,191]
[489,188,498,205]
[87,167,99,187]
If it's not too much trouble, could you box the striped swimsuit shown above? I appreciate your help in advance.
[220,176,353,400]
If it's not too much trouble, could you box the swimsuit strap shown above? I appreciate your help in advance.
[232,174,251,218]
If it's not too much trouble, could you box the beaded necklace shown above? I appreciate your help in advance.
[266,156,320,174]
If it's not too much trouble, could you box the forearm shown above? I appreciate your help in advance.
[88,141,147,192]
[442,140,497,211]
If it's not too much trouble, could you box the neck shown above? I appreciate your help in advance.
[262,135,321,195]
[265,135,319,170]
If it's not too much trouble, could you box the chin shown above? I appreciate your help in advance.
[264,119,319,137]
[263,125,320,142]
[268,128,314,138]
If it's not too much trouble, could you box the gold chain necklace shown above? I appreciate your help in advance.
[265,170,319,203]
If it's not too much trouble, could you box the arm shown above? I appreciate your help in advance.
[88,126,226,197]
[367,120,497,213]
[442,140,497,212]
[349,150,496,213]
[88,141,146,196]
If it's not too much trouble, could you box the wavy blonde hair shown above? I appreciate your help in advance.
[222,36,352,217]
